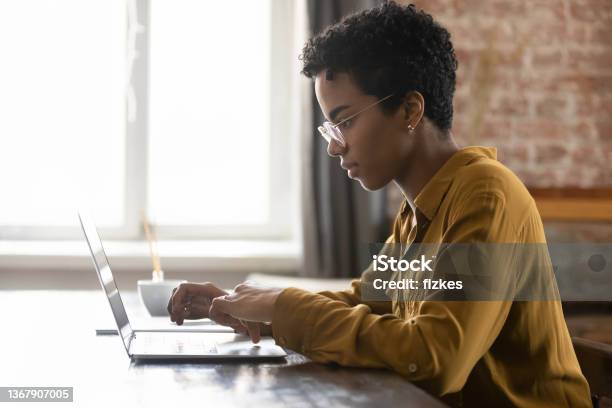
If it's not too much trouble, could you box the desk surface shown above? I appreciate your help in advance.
[0,290,447,408]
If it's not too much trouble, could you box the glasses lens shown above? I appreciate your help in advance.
[323,122,344,146]
[317,126,331,143]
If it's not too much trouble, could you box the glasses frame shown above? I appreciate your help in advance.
[317,93,394,147]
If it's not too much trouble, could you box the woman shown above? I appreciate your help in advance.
[168,3,590,407]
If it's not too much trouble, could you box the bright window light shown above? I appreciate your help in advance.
[0,0,126,228]
[148,0,272,226]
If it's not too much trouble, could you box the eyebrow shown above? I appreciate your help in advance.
[328,105,350,123]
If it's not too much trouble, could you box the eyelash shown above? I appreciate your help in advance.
[338,119,353,130]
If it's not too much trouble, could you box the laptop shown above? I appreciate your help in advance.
[78,212,287,361]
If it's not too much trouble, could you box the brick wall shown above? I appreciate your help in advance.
[387,0,612,242]
[400,0,612,187]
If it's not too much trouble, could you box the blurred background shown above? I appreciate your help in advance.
[0,0,610,343]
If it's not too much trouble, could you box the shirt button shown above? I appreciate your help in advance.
[409,318,416,325]
[408,363,418,373]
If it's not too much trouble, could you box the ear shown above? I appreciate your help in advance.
[401,91,425,130]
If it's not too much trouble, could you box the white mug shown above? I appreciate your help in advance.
[137,278,186,317]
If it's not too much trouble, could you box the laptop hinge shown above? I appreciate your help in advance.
[127,332,136,356]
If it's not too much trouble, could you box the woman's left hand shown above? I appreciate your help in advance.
[209,281,283,339]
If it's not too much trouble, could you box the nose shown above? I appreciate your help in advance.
[326,138,345,157]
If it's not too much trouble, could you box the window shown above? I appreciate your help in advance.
[0,0,126,238]
[0,0,297,242]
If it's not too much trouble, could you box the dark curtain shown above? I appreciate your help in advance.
[301,0,388,279]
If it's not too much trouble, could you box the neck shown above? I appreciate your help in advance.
[393,127,460,215]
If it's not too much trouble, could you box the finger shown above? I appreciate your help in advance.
[169,284,183,323]
[209,304,237,327]
[172,283,227,323]
[210,296,232,316]
[232,323,247,335]
[186,304,208,320]
[173,286,200,324]
[182,302,192,321]
[239,320,261,343]
[171,283,194,325]
[245,321,261,344]
[191,294,212,308]
[167,287,178,315]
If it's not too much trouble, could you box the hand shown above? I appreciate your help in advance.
[210,281,283,327]
[166,282,261,342]
[167,282,227,324]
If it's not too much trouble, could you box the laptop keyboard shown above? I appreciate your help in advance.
[134,332,218,355]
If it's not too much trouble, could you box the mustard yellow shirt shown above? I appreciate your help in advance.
[272,146,591,407]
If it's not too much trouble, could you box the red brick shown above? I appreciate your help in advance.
[526,1,566,21]
[486,1,527,17]
[569,25,590,44]
[479,118,513,141]
[508,72,570,93]
[567,50,612,73]
[602,142,612,164]
[516,168,563,187]
[535,96,568,119]
[590,23,612,45]
[526,22,570,45]
[454,47,479,66]
[592,76,612,94]
[532,49,563,68]
[515,119,570,141]
[575,95,612,120]
[498,143,529,164]
[562,168,600,187]
[570,1,612,22]
[535,143,569,162]
[558,74,600,94]
[498,47,528,69]
[587,168,607,187]
[595,120,612,142]
[490,94,529,116]
[452,0,488,16]
[572,120,597,141]
[571,145,601,164]
[601,97,612,114]
[574,93,599,115]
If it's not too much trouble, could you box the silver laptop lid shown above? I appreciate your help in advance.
[78,212,133,355]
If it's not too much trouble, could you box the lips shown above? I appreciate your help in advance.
[340,161,359,178]
[340,161,357,171]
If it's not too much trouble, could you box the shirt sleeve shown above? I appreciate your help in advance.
[272,187,517,396]
[316,278,392,315]
[315,229,403,315]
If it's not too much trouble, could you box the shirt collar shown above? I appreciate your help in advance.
[400,146,498,221]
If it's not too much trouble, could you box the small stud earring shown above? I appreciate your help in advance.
[407,124,415,133]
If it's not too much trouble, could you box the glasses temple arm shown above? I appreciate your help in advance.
[332,93,395,128]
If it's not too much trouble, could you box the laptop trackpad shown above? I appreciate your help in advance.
[216,336,286,357]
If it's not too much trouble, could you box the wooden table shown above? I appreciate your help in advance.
[0,290,447,407]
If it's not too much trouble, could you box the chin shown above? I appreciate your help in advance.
[356,176,388,191]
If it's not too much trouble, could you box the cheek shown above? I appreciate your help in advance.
[361,127,406,169]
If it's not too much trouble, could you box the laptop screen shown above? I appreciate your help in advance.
[78,212,133,354]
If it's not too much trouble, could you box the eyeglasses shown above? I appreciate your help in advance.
[317,94,394,147]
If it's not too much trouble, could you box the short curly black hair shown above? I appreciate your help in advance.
[300,1,458,131]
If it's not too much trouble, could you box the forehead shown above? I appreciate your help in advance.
[314,71,365,118]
